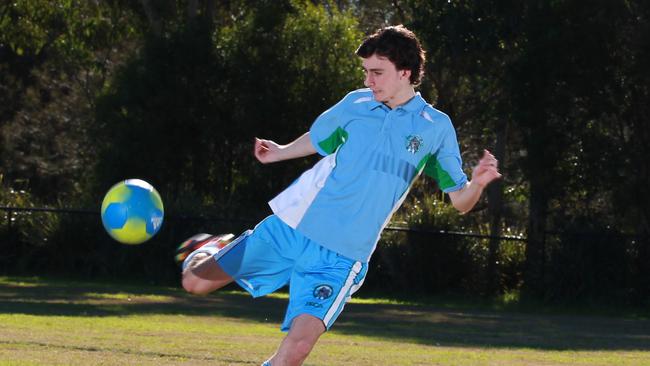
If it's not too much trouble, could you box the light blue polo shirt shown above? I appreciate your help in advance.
[269,88,467,262]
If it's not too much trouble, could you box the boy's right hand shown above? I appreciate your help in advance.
[254,132,317,164]
[254,138,283,164]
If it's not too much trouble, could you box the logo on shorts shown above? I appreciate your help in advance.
[313,285,333,300]
[405,135,423,154]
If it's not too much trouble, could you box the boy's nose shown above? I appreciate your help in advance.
[364,75,373,87]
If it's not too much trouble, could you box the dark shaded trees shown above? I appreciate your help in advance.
[93,1,363,217]
[0,1,140,201]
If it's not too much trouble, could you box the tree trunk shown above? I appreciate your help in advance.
[141,0,162,35]
[486,119,506,295]
[187,0,198,19]
[524,174,547,297]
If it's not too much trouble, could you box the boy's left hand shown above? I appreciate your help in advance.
[471,150,502,188]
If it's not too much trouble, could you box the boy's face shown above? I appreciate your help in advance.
[362,54,411,105]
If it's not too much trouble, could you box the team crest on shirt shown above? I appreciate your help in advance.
[313,284,333,300]
[405,135,423,154]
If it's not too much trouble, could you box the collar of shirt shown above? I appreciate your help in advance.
[368,92,427,113]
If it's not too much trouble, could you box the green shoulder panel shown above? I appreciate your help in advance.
[318,126,349,155]
[420,154,456,190]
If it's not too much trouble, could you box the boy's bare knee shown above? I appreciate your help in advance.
[181,274,198,294]
[182,269,215,295]
[292,339,315,360]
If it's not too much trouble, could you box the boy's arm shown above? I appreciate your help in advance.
[448,150,501,213]
[254,132,317,164]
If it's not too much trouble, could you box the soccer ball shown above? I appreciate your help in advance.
[101,179,164,245]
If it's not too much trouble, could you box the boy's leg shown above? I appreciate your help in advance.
[182,253,233,295]
[181,216,298,297]
[263,243,368,366]
[265,314,325,366]
[178,233,236,295]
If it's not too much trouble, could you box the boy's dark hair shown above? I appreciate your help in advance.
[356,25,426,86]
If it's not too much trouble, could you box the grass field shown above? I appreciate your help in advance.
[1,276,649,365]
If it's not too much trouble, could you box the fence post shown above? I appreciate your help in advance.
[6,208,12,233]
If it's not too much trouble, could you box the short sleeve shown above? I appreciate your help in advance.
[309,93,352,156]
[422,118,467,192]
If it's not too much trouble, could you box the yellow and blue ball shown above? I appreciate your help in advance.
[101,179,164,245]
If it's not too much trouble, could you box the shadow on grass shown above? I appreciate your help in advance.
[1,276,649,351]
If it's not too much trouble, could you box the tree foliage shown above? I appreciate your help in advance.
[0,0,140,201]
[92,1,362,217]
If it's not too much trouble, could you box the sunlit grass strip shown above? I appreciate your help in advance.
[1,276,649,366]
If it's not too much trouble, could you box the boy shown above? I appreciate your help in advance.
[178,25,501,366]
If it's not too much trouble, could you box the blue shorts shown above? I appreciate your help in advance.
[214,215,368,331]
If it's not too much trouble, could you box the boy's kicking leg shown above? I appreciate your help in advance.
[182,252,233,294]
[178,233,235,294]
[176,216,363,366]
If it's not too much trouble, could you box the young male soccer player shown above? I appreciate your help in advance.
[178,25,501,366]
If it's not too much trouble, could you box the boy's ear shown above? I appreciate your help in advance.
[401,69,411,81]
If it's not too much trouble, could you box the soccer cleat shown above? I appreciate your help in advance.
[174,232,235,266]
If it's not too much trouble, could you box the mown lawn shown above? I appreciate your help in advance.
[0,276,648,365]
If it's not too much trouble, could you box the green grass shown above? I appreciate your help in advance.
[0,276,649,365]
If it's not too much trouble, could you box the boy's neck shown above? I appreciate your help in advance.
[384,87,416,109]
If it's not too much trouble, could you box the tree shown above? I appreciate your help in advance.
[0,0,140,201]
[93,0,363,217]
[405,0,521,294]
[505,1,636,296]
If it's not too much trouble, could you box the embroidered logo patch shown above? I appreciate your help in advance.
[405,135,423,154]
[313,285,333,300]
